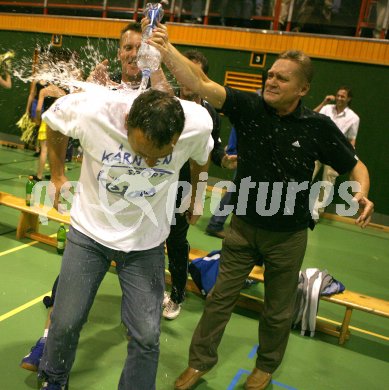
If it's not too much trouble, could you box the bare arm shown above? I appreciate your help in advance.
[47,125,69,210]
[150,67,174,95]
[25,80,38,114]
[35,85,66,125]
[314,94,335,112]
[146,22,226,109]
[87,59,116,86]
[349,160,374,228]
[221,154,238,170]
[0,72,11,89]
[186,156,211,225]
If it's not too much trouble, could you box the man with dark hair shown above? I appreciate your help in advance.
[37,88,213,390]
[313,86,360,218]
[146,21,374,390]
[89,22,170,91]
[20,24,173,375]
[163,49,232,320]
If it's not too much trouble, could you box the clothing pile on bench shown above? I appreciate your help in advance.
[292,268,345,337]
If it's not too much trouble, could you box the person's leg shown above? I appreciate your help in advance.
[255,228,307,373]
[20,306,53,372]
[206,190,233,235]
[322,0,333,21]
[255,0,264,16]
[191,0,203,21]
[38,227,111,385]
[36,139,47,180]
[116,243,165,390]
[374,0,388,38]
[165,212,190,318]
[189,215,259,370]
[295,0,314,29]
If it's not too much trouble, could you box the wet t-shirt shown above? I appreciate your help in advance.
[43,89,213,251]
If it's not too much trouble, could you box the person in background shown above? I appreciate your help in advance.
[373,0,389,39]
[89,22,171,92]
[163,49,234,320]
[205,126,237,239]
[0,50,12,89]
[312,86,360,219]
[145,20,374,389]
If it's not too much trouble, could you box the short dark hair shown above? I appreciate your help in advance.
[120,22,142,44]
[277,50,313,84]
[337,85,353,100]
[183,50,209,74]
[127,89,185,148]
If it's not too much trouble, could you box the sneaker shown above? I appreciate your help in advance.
[20,337,46,372]
[163,291,170,307]
[40,382,68,390]
[163,298,181,320]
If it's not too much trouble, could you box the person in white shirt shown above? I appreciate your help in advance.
[37,88,213,390]
[312,86,360,218]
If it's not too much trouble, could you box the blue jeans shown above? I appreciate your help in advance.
[39,226,165,390]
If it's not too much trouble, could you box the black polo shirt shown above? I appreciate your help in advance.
[222,87,358,232]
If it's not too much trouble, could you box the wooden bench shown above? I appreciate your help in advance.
[0,191,69,247]
[2,191,388,344]
[186,248,389,345]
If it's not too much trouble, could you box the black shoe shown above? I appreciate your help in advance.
[33,151,41,157]
[31,175,42,182]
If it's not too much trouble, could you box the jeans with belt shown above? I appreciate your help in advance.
[39,226,165,390]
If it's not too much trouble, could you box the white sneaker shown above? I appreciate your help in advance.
[163,291,170,307]
[163,298,181,320]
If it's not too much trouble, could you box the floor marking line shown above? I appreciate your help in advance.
[0,232,57,257]
[0,240,40,256]
[226,368,250,390]
[0,291,51,322]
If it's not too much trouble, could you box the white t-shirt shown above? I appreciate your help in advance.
[43,89,213,251]
[319,104,360,141]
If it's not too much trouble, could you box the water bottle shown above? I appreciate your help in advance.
[56,223,67,255]
[137,3,165,91]
[25,175,35,206]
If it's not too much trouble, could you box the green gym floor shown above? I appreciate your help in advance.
[0,146,388,390]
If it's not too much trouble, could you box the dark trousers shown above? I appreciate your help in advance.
[166,212,190,304]
[188,215,307,373]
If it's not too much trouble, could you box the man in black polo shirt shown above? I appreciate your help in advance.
[147,24,374,390]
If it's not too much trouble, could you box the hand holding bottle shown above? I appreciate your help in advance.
[137,3,165,90]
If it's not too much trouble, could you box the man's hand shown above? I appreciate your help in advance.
[49,176,70,211]
[183,209,201,225]
[353,192,374,228]
[87,59,114,86]
[141,19,169,57]
[323,95,335,104]
[221,154,237,170]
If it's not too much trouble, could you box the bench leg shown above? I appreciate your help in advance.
[16,211,39,239]
[339,307,353,345]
